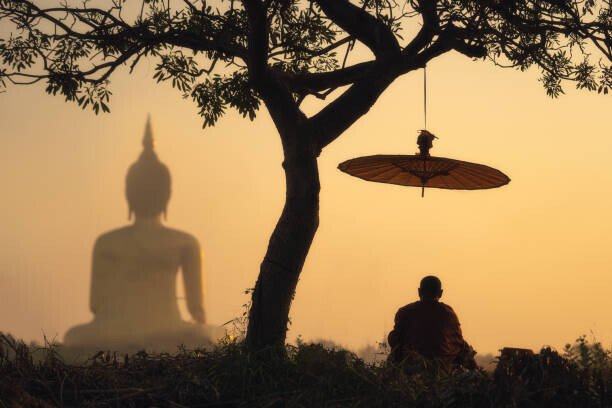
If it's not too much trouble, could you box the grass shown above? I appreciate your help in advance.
[0,333,610,407]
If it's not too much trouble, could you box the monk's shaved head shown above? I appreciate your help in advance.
[419,275,443,300]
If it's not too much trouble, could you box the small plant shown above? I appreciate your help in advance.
[564,335,611,372]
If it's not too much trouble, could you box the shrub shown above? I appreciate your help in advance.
[0,333,609,407]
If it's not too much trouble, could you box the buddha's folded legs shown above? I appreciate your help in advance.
[63,320,226,351]
[63,321,103,347]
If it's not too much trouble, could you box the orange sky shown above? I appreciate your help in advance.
[0,44,610,353]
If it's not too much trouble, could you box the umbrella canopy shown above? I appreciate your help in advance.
[338,131,510,196]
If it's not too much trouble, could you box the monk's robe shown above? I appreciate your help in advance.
[388,300,476,367]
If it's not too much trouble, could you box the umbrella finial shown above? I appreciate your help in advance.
[417,129,437,157]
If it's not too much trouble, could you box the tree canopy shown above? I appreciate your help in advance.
[1,0,610,129]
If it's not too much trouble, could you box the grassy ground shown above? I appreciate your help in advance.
[0,333,610,407]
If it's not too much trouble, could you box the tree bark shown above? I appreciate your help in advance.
[243,72,398,351]
[245,134,320,350]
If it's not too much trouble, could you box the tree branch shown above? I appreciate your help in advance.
[314,0,401,59]
[269,35,353,59]
[241,0,305,135]
[273,61,375,92]
[402,0,438,56]
[310,38,453,151]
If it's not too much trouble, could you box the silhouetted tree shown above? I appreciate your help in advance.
[1,0,610,350]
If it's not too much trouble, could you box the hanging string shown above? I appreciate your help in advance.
[422,66,428,198]
[423,65,427,130]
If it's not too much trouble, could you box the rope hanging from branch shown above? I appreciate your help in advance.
[423,65,427,130]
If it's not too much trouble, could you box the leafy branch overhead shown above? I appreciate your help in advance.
[1,0,610,128]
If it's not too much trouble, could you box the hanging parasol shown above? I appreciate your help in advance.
[338,130,510,197]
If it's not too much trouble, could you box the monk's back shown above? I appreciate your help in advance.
[393,300,463,360]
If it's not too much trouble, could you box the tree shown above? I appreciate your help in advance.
[1,0,610,350]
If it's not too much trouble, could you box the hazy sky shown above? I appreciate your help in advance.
[0,37,610,353]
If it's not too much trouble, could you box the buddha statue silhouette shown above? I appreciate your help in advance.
[64,117,224,350]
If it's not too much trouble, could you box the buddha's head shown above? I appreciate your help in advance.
[125,117,171,219]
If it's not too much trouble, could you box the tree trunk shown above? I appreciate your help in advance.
[245,138,320,350]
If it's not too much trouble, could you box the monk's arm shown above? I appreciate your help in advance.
[449,309,471,347]
[448,308,477,366]
[388,310,405,349]
[181,237,205,324]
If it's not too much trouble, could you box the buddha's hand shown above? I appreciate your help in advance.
[192,308,206,325]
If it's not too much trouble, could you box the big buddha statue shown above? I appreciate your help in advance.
[64,118,223,350]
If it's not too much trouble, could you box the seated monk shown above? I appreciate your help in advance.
[64,118,224,351]
[388,276,476,368]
